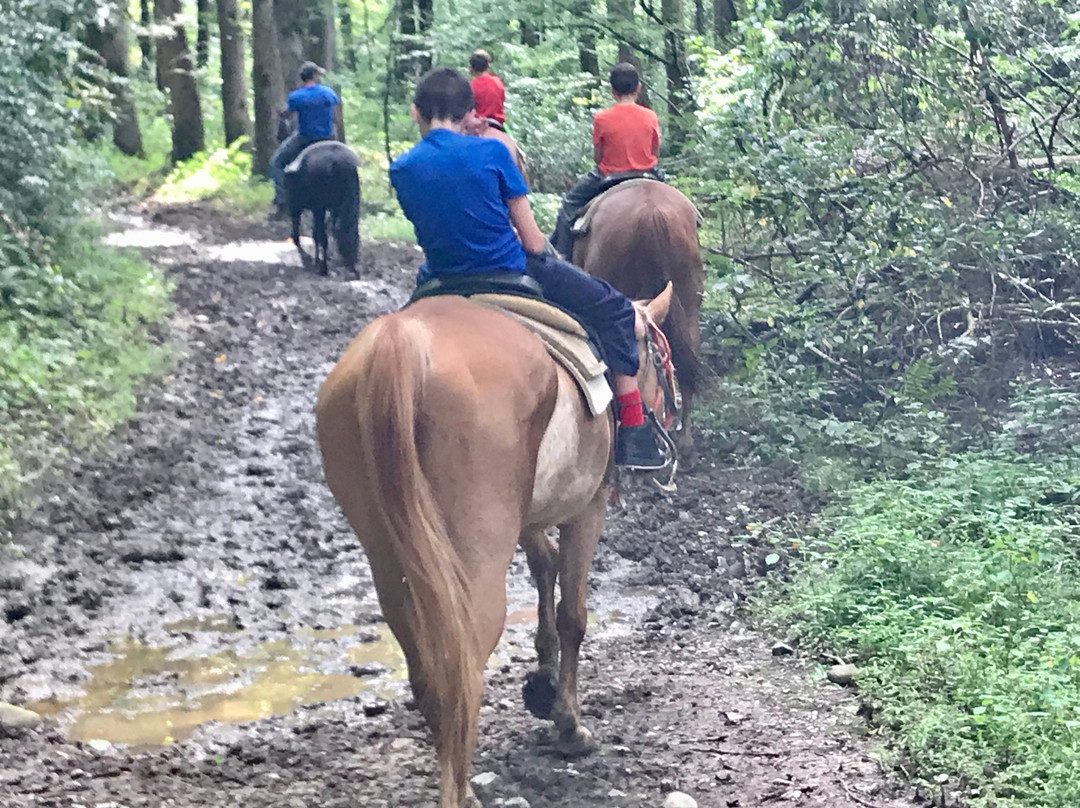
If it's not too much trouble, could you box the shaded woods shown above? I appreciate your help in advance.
[5,2,1080,806]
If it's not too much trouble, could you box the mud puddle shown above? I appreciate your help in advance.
[24,623,406,745]
[0,203,916,808]
[26,561,657,748]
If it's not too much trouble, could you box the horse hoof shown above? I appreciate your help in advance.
[557,725,598,758]
[522,668,558,719]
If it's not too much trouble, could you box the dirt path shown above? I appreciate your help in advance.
[0,206,916,808]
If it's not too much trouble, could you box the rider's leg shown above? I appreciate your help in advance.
[549,169,605,259]
[269,133,306,207]
[525,253,664,469]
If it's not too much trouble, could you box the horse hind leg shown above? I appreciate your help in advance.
[550,490,606,756]
[520,528,559,719]
[314,208,329,276]
[290,212,308,268]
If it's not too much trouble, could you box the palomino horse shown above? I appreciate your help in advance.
[283,141,361,277]
[316,285,677,808]
[574,181,705,457]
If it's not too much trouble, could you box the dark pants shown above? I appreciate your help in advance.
[525,253,639,377]
[270,133,328,205]
[549,166,666,258]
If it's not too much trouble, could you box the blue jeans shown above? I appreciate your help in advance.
[270,133,324,205]
[525,253,639,377]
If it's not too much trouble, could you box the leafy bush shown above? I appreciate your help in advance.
[0,222,171,527]
[154,137,271,213]
[758,450,1080,807]
[685,0,1080,471]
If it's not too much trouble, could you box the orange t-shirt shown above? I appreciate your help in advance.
[592,103,660,175]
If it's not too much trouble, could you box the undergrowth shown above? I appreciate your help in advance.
[0,222,171,531]
[757,443,1080,808]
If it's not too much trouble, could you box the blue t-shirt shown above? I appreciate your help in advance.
[390,129,530,281]
[288,84,339,139]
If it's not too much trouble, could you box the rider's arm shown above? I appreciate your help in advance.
[507,195,547,255]
[594,143,604,165]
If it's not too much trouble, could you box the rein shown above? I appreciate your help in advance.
[638,314,681,494]
[644,320,681,432]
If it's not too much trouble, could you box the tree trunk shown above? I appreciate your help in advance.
[217,0,251,145]
[362,0,374,71]
[275,0,335,92]
[713,0,736,39]
[662,0,693,149]
[339,3,357,71]
[252,0,285,176]
[156,0,206,161]
[306,0,336,71]
[606,0,649,106]
[138,0,154,73]
[693,0,705,36]
[86,2,144,156]
[520,19,541,46]
[573,0,599,76]
[395,0,419,86]
[197,0,213,68]
[416,0,434,74]
[779,0,801,18]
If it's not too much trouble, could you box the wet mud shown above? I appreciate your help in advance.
[0,205,917,807]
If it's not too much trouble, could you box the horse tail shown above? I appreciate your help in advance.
[334,161,361,273]
[351,316,479,806]
[645,203,707,395]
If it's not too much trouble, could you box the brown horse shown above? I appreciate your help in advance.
[316,286,676,808]
[574,182,705,457]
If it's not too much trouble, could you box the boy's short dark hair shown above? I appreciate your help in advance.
[299,61,324,82]
[469,49,492,73]
[414,67,475,122]
[610,63,641,96]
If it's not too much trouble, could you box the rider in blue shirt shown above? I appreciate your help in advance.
[390,67,665,470]
[270,61,341,215]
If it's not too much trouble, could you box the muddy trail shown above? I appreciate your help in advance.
[0,206,917,808]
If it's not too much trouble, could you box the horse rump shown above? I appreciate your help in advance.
[285,141,362,278]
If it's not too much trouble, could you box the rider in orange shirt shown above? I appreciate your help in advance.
[550,63,662,258]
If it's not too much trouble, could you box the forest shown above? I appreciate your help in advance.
[4,0,1080,806]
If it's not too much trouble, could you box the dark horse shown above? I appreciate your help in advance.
[283,141,361,277]
[573,181,706,458]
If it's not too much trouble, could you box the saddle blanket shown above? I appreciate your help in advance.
[469,294,613,417]
[572,177,704,236]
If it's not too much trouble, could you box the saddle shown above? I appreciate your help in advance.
[571,176,705,237]
[571,176,661,237]
[408,274,612,417]
[284,140,358,174]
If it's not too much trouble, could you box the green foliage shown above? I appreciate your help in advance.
[0,221,171,527]
[757,449,1080,807]
[154,138,272,214]
[686,0,1080,472]
[0,0,107,237]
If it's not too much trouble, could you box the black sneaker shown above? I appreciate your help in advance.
[614,423,667,470]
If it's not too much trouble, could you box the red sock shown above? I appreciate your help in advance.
[617,390,645,427]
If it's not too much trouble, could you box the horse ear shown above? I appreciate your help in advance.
[645,282,674,324]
